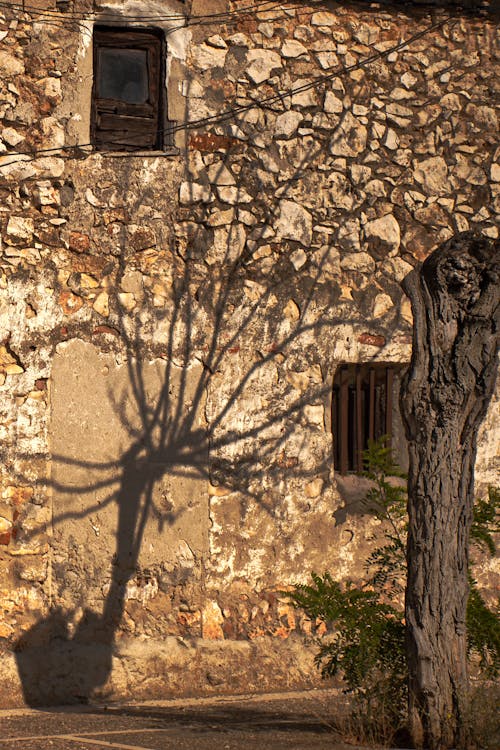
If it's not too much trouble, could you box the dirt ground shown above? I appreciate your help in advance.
[0,689,374,750]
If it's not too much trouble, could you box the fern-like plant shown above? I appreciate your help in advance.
[288,440,499,743]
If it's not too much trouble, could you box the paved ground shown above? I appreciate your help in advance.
[0,689,368,750]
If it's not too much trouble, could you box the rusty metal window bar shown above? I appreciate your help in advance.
[332,364,397,474]
[91,26,172,152]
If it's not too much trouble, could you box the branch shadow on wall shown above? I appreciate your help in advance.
[13,96,406,706]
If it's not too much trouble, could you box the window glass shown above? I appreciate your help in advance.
[97,48,149,104]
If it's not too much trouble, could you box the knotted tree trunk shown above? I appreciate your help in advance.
[400,233,499,749]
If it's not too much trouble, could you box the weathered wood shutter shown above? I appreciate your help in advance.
[332,364,399,473]
[91,27,163,151]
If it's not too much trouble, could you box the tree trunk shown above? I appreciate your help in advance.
[399,233,499,749]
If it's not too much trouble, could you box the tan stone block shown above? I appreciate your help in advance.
[283,299,300,322]
[202,600,224,640]
[305,479,323,498]
[59,290,83,315]
[93,291,109,317]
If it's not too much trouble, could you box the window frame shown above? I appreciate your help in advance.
[91,26,166,152]
[332,363,404,474]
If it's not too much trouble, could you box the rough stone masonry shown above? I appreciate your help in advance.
[0,0,498,705]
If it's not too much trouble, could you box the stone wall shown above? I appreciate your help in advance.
[0,0,498,705]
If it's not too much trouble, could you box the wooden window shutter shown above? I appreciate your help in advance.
[91,27,163,151]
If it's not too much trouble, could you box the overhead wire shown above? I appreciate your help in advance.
[0,0,306,23]
[0,12,455,172]
[1,0,478,28]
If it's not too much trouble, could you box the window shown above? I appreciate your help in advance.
[332,364,406,474]
[91,27,165,151]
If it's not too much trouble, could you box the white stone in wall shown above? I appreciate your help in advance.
[324,91,343,114]
[441,93,461,111]
[491,163,500,182]
[207,162,236,186]
[179,181,212,204]
[32,157,65,178]
[1,127,24,147]
[328,173,355,210]
[391,86,413,101]
[275,200,313,247]
[312,112,338,129]
[352,104,369,117]
[329,111,367,157]
[401,298,413,325]
[338,218,361,251]
[206,208,235,226]
[237,210,257,226]
[6,216,34,243]
[453,155,487,186]
[365,179,386,197]
[400,71,417,89]
[373,293,393,318]
[0,51,24,76]
[284,298,300,321]
[281,40,309,58]
[304,404,324,426]
[315,52,339,70]
[291,80,318,108]
[380,257,413,282]
[413,156,451,195]
[93,291,109,317]
[207,35,227,49]
[340,252,375,273]
[227,124,247,141]
[215,186,253,204]
[186,150,205,180]
[311,11,337,26]
[227,32,250,46]
[383,128,399,150]
[470,106,497,131]
[118,293,136,312]
[32,181,59,206]
[191,44,227,71]
[482,225,498,239]
[364,214,401,256]
[0,155,36,180]
[40,117,65,149]
[290,248,307,270]
[274,110,303,138]
[350,164,371,185]
[121,271,143,296]
[385,102,413,127]
[210,225,246,264]
[258,22,274,38]
[37,77,62,103]
[245,49,282,84]
[354,24,379,45]
[455,214,470,233]
[372,121,385,140]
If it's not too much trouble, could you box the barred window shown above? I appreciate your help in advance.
[332,364,406,474]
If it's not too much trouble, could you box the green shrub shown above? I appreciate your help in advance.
[288,440,499,744]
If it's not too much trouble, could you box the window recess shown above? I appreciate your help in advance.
[332,364,405,474]
[91,27,167,152]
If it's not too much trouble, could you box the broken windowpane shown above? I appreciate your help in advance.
[97,48,149,104]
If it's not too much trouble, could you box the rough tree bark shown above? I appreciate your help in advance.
[399,233,499,749]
